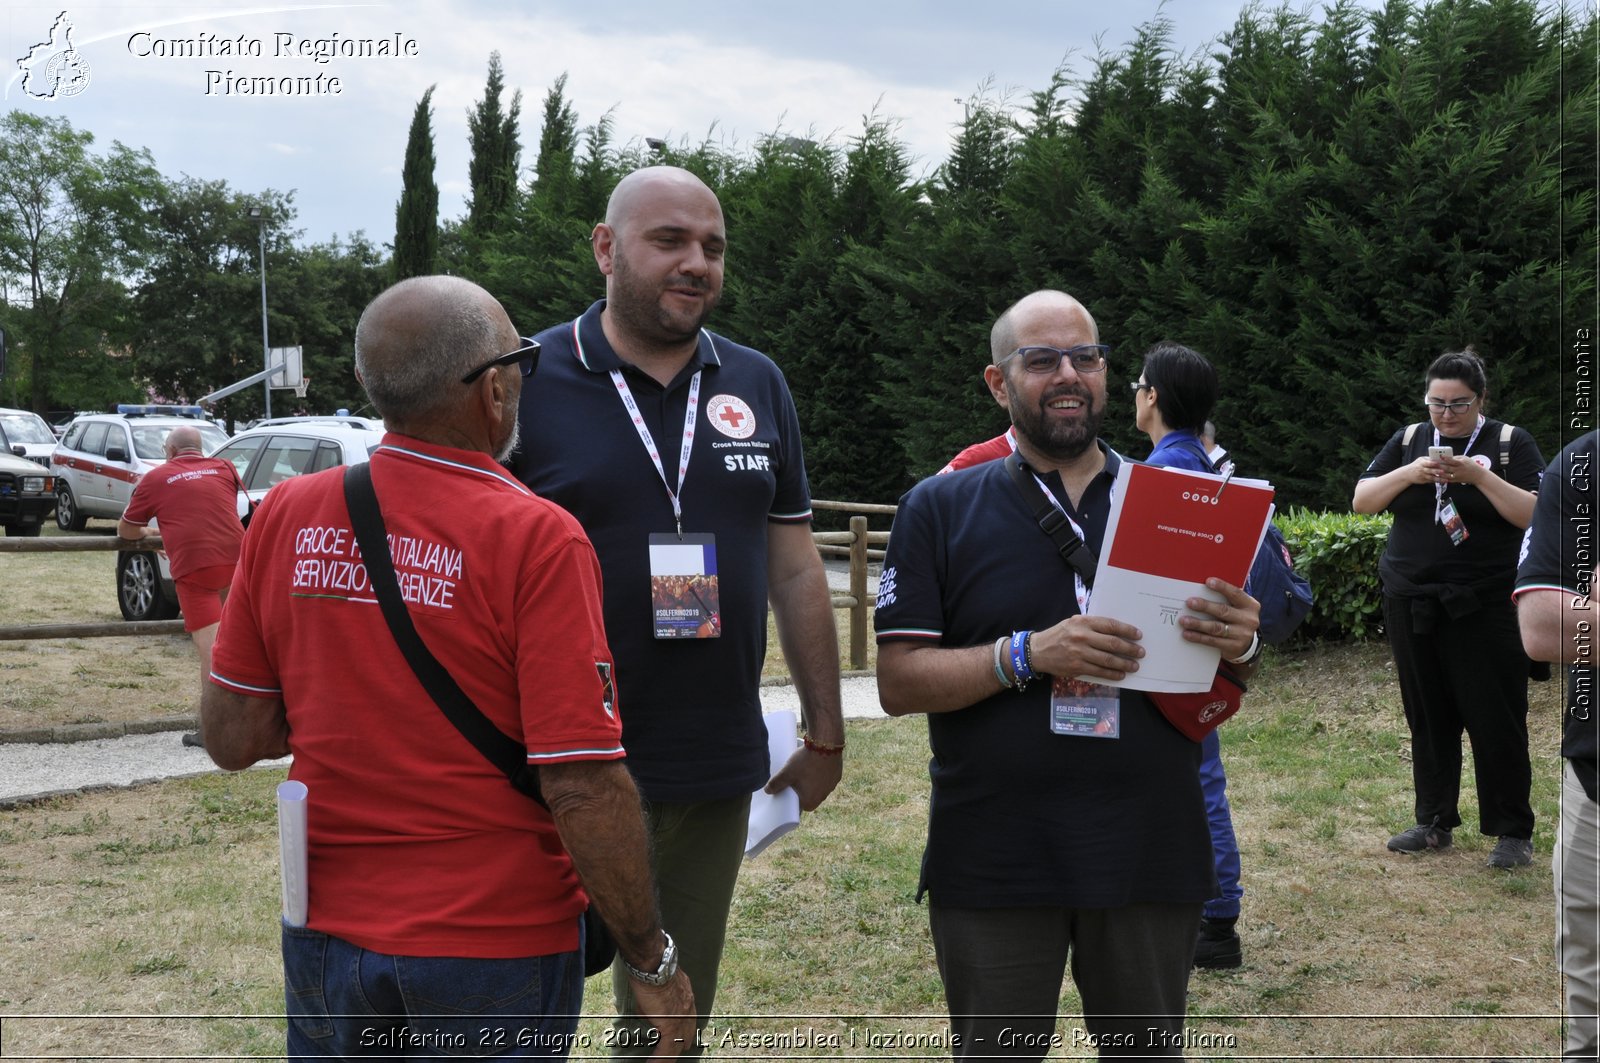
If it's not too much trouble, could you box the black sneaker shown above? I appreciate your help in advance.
[1486,836,1533,869]
[1193,918,1243,970]
[1387,820,1452,853]
[181,732,204,748]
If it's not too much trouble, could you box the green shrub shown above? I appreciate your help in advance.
[1277,509,1393,644]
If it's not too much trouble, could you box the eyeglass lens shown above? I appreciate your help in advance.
[1016,345,1108,374]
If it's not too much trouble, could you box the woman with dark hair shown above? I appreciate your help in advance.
[1132,341,1250,969]
[1353,347,1545,869]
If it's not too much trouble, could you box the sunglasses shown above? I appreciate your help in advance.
[461,337,540,384]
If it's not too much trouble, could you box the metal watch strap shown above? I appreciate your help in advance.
[624,930,678,986]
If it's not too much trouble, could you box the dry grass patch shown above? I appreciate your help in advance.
[0,642,1572,1059]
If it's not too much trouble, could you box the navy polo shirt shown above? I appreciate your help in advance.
[875,443,1216,908]
[513,300,813,802]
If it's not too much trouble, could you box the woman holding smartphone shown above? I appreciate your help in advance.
[1353,348,1545,868]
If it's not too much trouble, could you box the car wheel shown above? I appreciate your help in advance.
[3,522,42,536]
[56,483,87,531]
[117,550,179,621]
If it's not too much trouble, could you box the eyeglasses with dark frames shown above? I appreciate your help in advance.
[461,337,540,384]
[1004,344,1111,375]
[1422,397,1476,413]
[1129,380,1154,393]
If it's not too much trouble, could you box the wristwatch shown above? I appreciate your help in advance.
[624,930,678,986]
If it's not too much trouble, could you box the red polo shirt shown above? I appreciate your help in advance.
[122,452,244,579]
[210,435,625,958]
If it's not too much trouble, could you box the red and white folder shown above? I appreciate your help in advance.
[1082,462,1275,692]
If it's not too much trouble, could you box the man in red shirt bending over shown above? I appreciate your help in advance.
[119,424,243,747]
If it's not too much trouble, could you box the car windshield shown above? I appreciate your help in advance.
[130,422,230,460]
[0,413,55,445]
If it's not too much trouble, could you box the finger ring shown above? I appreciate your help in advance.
[1223,623,1231,639]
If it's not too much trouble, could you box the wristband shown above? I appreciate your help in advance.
[993,636,1012,689]
[1225,629,1262,666]
[1009,630,1034,688]
[803,733,845,756]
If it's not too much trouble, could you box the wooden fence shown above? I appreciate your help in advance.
[0,499,896,669]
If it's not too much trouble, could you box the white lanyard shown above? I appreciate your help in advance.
[611,368,700,537]
[1434,413,1485,524]
[1030,470,1098,613]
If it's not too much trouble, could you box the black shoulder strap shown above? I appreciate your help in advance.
[1004,452,1098,588]
[342,463,547,805]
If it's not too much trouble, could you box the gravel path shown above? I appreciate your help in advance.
[0,675,887,806]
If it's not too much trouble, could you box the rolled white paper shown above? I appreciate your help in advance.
[745,710,801,859]
[276,780,309,927]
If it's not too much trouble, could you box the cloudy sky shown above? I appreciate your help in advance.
[4,1,1361,248]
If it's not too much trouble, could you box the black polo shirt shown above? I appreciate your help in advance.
[512,300,813,802]
[1515,431,1598,800]
[875,443,1217,908]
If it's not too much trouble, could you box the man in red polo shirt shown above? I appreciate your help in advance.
[119,424,244,747]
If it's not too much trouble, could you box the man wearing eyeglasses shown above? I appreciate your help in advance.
[513,167,844,1057]
[202,276,693,1060]
[875,290,1260,1058]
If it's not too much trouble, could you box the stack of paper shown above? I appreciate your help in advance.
[745,710,801,859]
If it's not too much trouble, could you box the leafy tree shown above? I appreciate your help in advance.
[126,180,297,420]
[0,113,159,413]
[393,85,439,281]
[466,52,523,235]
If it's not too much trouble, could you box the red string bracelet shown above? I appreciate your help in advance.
[803,733,845,756]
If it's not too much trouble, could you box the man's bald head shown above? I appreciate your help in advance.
[164,425,203,458]
[354,275,517,422]
[990,290,1099,364]
[604,166,722,234]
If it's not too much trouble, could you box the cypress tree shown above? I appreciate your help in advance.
[466,52,523,234]
[393,85,438,281]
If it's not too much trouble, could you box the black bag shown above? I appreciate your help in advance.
[343,462,617,976]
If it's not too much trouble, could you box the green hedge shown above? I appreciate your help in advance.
[1277,509,1393,644]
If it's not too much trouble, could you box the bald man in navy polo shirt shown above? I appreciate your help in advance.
[513,166,844,1057]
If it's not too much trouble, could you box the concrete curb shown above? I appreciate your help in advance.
[0,714,195,746]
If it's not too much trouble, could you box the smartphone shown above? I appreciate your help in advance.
[1428,446,1453,460]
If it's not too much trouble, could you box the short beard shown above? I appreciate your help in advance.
[609,246,718,347]
[494,417,520,465]
[1012,382,1105,462]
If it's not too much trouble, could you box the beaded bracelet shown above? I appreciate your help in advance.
[1009,630,1035,688]
[803,733,845,756]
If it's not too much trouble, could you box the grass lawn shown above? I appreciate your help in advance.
[0,638,1574,1059]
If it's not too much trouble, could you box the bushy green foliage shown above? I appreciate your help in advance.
[1277,507,1394,643]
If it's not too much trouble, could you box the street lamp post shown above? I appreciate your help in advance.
[247,205,271,420]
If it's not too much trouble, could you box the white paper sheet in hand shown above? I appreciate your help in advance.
[277,780,309,927]
[745,710,801,859]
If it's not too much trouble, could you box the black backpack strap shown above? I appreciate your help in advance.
[1004,452,1098,589]
[342,463,547,805]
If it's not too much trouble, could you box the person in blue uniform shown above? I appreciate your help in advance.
[875,290,1262,1059]
[512,165,844,1058]
[1130,341,1246,969]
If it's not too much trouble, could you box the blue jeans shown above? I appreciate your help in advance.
[1200,729,1243,920]
[281,922,584,1060]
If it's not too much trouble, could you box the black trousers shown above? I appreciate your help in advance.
[1384,594,1535,838]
